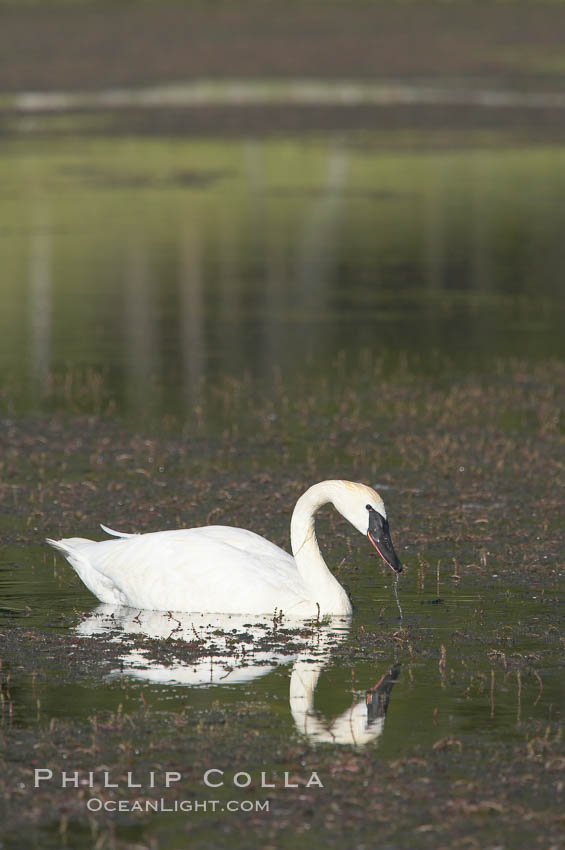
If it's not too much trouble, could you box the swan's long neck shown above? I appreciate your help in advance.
[290,481,352,615]
[290,660,383,746]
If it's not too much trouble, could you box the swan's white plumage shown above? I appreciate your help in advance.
[99,523,137,539]
[48,526,308,613]
[46,480,390,616]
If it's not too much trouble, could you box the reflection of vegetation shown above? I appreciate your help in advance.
[1,354,563,443]
[1,130,564,848]
[1,136,565,417]
[1,344,563,846]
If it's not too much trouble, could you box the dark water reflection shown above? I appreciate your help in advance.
[0,543,561,756]
[1,135,563,736]
[1,134,563,850]
[1,136,565,416]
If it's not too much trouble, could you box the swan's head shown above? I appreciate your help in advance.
[333,482,403,573]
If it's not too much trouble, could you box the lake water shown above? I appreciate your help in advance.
[1,135,564,416]
[2,532,562,754]
[0,132,563,849]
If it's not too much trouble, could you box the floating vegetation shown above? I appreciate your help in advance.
[0,353,563,848]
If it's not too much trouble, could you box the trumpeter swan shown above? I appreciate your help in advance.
[46,479,402,616]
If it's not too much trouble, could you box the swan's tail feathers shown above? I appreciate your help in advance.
[46,537,124,605]
[100,524,137,538]
[46,536,92,569]
[45,537,74,556]
[46,537,92,559]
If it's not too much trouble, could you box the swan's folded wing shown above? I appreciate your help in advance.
[194,525,293,561]
[69,528,307,614]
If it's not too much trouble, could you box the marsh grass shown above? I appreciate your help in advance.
[2,350,563,432]
[0,354,563,850]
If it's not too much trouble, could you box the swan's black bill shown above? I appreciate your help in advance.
[366,663,401,722]
[367,508,402,573]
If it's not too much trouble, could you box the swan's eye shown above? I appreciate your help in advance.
[366,504,372,511]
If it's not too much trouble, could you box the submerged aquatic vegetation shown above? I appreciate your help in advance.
[0,355,563,849]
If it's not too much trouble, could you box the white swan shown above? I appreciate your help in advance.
[46,479,402,617]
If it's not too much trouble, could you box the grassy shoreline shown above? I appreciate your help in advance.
[2,2,565,96]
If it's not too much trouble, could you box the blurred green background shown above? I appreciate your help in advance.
[1,0,565,415]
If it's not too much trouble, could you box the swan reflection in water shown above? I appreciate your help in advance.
[78,607,400,747]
